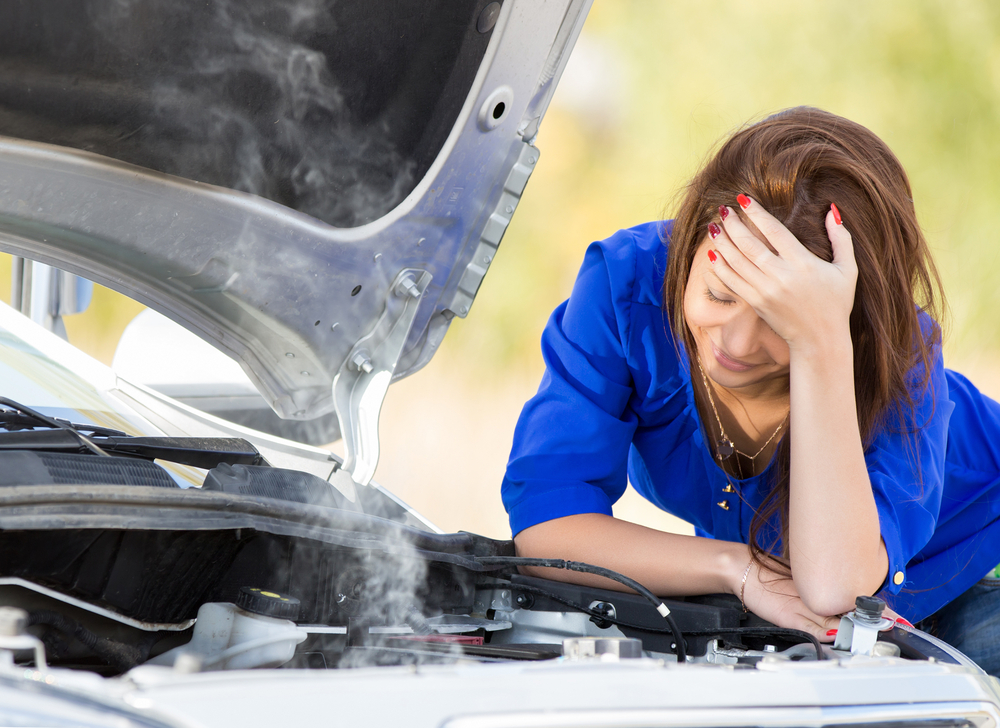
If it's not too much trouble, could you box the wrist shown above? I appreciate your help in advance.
[717,543,752,596]
[787,328,854,370]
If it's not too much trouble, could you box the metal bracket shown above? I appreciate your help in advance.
[333,268,431,485]
[833,610,894,656]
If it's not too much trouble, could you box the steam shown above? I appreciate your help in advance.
[83,0,416,228]
[334,536,453,668]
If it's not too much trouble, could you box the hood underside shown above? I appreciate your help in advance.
[0,0,590,479]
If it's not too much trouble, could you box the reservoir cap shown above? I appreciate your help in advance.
[236,587,301,620]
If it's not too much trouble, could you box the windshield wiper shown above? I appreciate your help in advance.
[0,398,264,469]
[0,396,110,456]
[96,436,264,469]
[0,411,126,437]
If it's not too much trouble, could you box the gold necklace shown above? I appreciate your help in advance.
[696,355,788,477]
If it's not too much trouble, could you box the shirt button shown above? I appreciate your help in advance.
[723,483,736,493]
[893,571,904,586]
[716,500,730,511]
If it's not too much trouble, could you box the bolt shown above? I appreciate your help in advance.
[373,252,382,263]
[854,595,887,625]
[300,371,310,376]
[395,276,422,299]
[483,255,492,263]
[285,352,295,358]
[351,353,374,374]
[505,205,513,214]
[331,322,339,331]
[459,305,468,315]
[528,156,536,165]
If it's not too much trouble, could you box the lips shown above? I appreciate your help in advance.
[712,344,756,372]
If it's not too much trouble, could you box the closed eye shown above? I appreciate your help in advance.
[705,288,736,306]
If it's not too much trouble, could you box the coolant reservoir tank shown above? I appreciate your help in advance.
[149,588,306,670]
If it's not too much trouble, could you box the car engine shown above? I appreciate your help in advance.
[0,436,966,676]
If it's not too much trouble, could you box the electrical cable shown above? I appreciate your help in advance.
[475,555,687,662]
[507,580,825,661]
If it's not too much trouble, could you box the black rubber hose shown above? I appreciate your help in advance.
[28,610,151,672]
[475,556,687,663]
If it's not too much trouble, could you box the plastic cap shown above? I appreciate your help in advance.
[236,587,301,620]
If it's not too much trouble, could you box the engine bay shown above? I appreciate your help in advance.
[0,409,964,676]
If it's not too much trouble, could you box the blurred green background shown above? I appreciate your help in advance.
[6,0,1000,536]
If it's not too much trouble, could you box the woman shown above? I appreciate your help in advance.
[501,107,1000,673]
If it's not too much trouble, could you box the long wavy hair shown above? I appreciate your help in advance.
[663,107,944,569]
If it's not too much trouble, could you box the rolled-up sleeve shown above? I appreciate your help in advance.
[502,232,649,536]
[867,340,953,596]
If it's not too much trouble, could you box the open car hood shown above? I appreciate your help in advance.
[0,0,591,482]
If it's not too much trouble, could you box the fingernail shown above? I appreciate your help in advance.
[737,194,751,209]
[707,249,717,263]
[895,617,913,628]
[708,222,721,240]
[826,629,838,637]
[718,205,729,220]
[831,202,843,226]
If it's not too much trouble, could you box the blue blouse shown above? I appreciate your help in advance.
[501,221,1000,623]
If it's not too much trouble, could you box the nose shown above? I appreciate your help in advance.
[718,306,771,359]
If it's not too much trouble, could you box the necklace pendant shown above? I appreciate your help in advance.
[717,438,734,459]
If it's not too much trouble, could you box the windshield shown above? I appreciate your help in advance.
[0,319,207,487]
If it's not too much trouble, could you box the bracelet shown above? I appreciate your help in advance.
[739,559,754,613]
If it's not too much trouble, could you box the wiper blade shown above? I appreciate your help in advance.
[0,397,109,457]
[0,411,127,437]
[0,429,81,450]
[0,429,264,469]
[0,397,264,468]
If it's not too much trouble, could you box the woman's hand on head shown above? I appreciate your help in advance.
[707,197,857,355]
[741,557,843,641]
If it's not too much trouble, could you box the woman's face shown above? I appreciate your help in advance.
[683,237,791,392]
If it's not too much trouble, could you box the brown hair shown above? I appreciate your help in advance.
[663,107,944,569]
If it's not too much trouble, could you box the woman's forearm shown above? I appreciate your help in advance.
[788,333,888,614]
[514,512,843,641]
[514,512,749,597]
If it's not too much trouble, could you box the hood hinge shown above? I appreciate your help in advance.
[333,268,432,485]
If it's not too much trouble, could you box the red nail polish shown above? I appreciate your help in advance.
[826,629,838,637]
[831,202,843,225]
[708,222,721,239]
[737,194,751,210]
[707,249,717,263]
[895,617,913,628]
[718,205,729,220]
